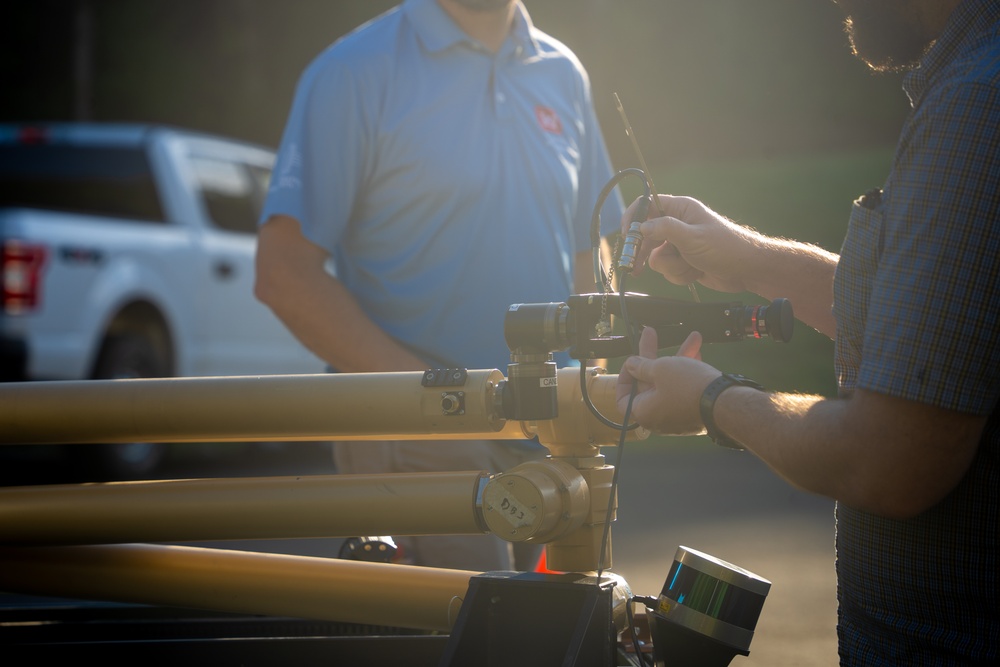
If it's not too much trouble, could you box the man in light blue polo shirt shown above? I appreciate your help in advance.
[255,0,623,570]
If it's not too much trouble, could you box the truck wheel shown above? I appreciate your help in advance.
[83,333,170,480]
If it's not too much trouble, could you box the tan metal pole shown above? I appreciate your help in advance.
[0,368,646,572]
[0,472,488,546]
[0,370,511,444]
[0,368,644,449]
[0,543,474,632]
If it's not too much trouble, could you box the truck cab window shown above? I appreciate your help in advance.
[0,145,164,223]
[189,155,264,235]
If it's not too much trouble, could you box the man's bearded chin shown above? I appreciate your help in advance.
[843,13,935,73]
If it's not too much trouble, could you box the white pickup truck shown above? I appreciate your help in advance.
[0,123,323,477]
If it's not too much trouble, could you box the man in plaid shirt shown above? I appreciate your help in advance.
[617,1,1000,663]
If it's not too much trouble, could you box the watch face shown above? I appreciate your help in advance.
[726,374,764,390]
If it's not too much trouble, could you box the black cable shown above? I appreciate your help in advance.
[589,168,648,250]
[586,170,652,660]
[625,595,655,667]
[597,241,644,580]
[588,168,649,295]
[596,376,637,578]
[579,169,649,432]
[578,361,641,431]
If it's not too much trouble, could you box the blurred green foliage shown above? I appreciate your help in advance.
[3,0,911,164]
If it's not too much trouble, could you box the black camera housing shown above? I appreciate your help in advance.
[504,293,793,361]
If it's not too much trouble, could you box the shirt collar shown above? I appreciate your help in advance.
[402,0,538,59]
[904,0,1000,105]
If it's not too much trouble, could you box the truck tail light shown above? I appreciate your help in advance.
[16,126,51,145]
[2,241,48,314]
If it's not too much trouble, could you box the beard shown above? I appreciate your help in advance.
[835,0,937,72]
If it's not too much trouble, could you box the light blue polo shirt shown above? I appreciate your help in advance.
[262,0,623,371]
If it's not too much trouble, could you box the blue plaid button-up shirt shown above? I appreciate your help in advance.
[832,1,1000,664]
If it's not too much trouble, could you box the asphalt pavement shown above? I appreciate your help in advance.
[2,438,839,666]
[608,439,839,667]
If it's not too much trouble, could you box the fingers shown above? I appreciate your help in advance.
[647,242,702,286]
[638,326,658,359]
[637,215,683,242]
[624,330,701,384]
[676,331,703,361]
[634,211,701,279]
[617,327,656,407]
[620,196,649,236]
[621,195,703,275]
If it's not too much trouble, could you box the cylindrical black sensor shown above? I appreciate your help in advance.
[647,546,771,667]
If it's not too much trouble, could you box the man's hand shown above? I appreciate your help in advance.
[616,327,719,435]
[620,194,839,337]
[621,195,764,292]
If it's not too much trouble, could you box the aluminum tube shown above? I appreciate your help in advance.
[0,543,474,632]
[0,370,511,444]
[0,472,487,546]
[0,368,644,449]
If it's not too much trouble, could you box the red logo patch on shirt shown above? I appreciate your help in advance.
[535,105,563,135]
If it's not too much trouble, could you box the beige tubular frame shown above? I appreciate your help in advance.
[0,366,646,630]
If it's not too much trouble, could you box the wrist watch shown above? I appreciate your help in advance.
[699,373,764,450]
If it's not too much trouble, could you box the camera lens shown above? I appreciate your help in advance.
[504,302,571,355]
[742,299,793,343]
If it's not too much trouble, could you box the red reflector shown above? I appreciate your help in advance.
[16,126,51,145]
[2,241,48,313]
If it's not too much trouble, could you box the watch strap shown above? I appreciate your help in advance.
[699,373,764,450]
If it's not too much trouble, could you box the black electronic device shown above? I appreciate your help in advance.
[646,546,771,667]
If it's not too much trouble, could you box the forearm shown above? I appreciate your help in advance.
[711,386,983,518]
[255,215,428,373]
[632,195,839,338]
[744,236,838,338]
[712,388,848,499]
[265,274,427,373]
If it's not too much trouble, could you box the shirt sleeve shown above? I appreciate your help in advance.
[858,81,1000,414]
[260,51,374,255]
